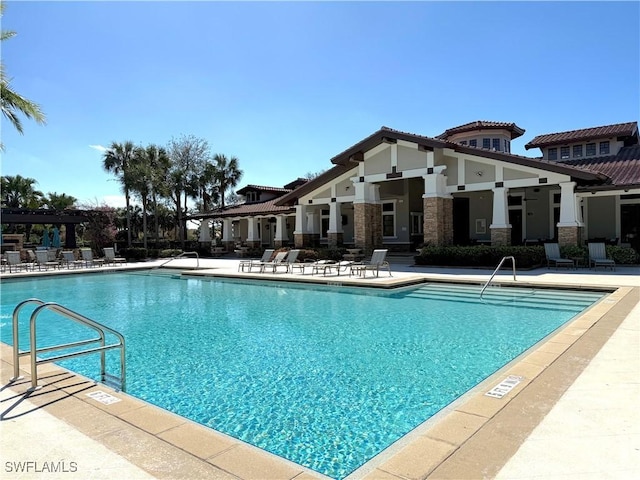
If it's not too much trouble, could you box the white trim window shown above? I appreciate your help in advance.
[320,209,329,239]
[382,201,397,238]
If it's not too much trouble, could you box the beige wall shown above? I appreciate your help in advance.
[364,149,390,176]
[397,145,426,171]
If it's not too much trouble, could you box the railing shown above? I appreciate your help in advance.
[480,256,516,300]
[155,251,200,269]
[11,298,126,391]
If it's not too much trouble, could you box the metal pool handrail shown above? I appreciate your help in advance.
[11,298,126,391]
[155,251,200,269]
[480,256,516,300]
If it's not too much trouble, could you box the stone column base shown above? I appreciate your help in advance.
[274,240,284,249]
[294,233,317,248]
[246,240,261,249]
[354,203,382,252]
[423,197,453,246]
[490,227,511,246]
[327,232,344,249]
[222,241,235,252]
[558,226,583,246]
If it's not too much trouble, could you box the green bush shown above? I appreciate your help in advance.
[158,249,182,258]
[606,245,640,264]
[120,247,148,261]
[415,245,545,268]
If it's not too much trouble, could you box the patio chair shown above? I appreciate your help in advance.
[258,251,288,273]
[80,248,105,268]
[35,250,60,271]
[5,251,29,273]
[61,250,84,269]
[588,242,616,271]
[543,243,574,269]
[104,247,127,266]
[349,249,391,278]
[321,261,354,276]
[238,248,275,272]
[276,249,301,273]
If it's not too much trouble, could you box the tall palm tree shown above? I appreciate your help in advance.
[143,144,171,245]
[102,141,136,247]
[0,2,45,147]
[45,192,77,210]
[213,154,243,209]
[1,174,44,236]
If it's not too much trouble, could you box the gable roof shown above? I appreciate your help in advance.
[190,198,295,220]
[436,120,525,140]
[276,126,607,206]
[236,184,291,195]
[525,122,638,150]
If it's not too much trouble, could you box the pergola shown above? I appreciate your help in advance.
[1,207,90,249]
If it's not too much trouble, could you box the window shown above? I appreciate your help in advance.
[586,143,596,156]
[410,212,424,235]
[382,202,396,237]
[600,141,610,155]
[469,139,477,147]
[548,147,558,160]
[245,191,258,203]
[482,138,490,149]
[573,145,583,158]
[508,195,523,206]
[560,146,570,159]
[504,139,510,153]
[320,209,329,238]
[492,138,501,151]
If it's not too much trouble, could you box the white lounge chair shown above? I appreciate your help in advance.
[81,248,105,268]
[104,247,127,266]
[258,251,288,273]
[35,250,60,271]
[349,249,391,278]
[239,248,275,272]
[274,249,300,273]
[61,251,84,269]
[5,251,29,273]
[588,242,616,271]
[544,243,574,269]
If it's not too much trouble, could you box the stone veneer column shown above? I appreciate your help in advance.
[558,225,583,246]
[557,182,584,246]
[222,218,234,252]
[490,187,511,246]
[354,203,382,254]
[423,197,453,246]
[491,228,511,246]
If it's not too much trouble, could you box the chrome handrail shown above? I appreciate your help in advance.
[11,299,126,391]
[480,256,516,300]
[155,251,200,269]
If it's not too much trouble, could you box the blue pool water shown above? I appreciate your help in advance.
[1,273,604,479]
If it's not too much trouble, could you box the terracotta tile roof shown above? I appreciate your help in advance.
[525,122,638,150]
[236,184,291,195]
[190,198,294,219]
[436,120,525,140]
[563,145,640,189]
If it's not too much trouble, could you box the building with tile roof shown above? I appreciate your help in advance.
[192,120,640,253]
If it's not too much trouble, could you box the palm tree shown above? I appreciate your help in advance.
[213,154,243,209]
[45,192,77,210]
[102,141,136,247]
[0,2,45,146]
[142,144,171,245]
[1,174,44,236]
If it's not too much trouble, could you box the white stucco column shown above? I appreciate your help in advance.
[275,215,286,242]
[353,181,380,204]
[307,211,317,234]
[247,217,259,242]
[198,220,211,242]
[222,218,232,242]
[328,202,342,233]
[422,166,450,199]
[558,181,584,226]
[293,204,308,234]
[490,187,511,228]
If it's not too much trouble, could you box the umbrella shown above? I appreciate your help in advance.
[42,227,51,248]
[52,226,61,248]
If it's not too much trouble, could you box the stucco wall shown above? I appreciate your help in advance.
[364,148,390,176]
[397,145,426,171]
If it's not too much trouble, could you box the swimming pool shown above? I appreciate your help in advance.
[1,273,605,479]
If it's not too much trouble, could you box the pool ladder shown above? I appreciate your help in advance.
[11,299,126,392]
[154,251,200,269]
[480,256,517,300]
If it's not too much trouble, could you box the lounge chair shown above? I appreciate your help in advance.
[349,249,391,278]
[238,248,275,272]
[258,251,288,273]
[544,243,574,269]
[80,248,105,268]
[5,251,29,273]
[322,261,353,276]
[35,250,60,271]
[104,247,127,266]
[588,242,616,271]
[276,249,301,273]
[61,250,84,269]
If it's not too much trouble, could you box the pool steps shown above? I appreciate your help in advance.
[400,284,602,311]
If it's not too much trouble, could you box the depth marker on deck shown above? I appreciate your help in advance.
[485,375,523,398]
[86,390,121,405]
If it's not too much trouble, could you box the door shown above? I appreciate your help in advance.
[453,197,470,245]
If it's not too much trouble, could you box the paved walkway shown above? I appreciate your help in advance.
[1,258,638,479]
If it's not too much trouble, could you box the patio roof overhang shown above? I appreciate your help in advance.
[1,208,90,225]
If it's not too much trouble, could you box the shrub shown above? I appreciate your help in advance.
[120,247,148,261]
[158,249,182,258]
[415,245,545,269]
[606,245,640,264]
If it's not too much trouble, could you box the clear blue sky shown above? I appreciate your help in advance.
[2,1,639,208]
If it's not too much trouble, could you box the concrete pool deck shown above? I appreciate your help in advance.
[1,257,638,479]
